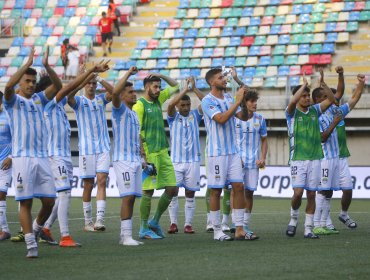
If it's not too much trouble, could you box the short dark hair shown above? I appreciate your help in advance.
[63,38,69,45]
[35,75,52,92]
[312,87,323,103]
[143,75,161,87]
[244,89,259,102]
[330,87,337,94]
[102,11,106,16]
[205,68,222,86]
[292,84,310,96]
[25,67,37,76]
[180,94,190,101]
[125,81,133,88]
[0,91,3,101]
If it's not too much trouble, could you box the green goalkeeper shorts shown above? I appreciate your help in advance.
[142,149,176,191]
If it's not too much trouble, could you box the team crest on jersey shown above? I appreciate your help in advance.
[236,123,241,128]
[188,115,194,121]
[34,100,41,105]
[254,123,260,127]
[215,175,221,180]
[298,116,303,122]
[209,105,215,111]
[146,108,152,113]
[311,116,316,121]
[97,99,104,106]
[20,101,25,106]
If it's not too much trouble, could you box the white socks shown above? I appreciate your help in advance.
[96,200,106,221]
[244,212,251,228]
[44,197,59,230]
[184,197,195,226]
[120,219,143,246]
[0,201,9,233]
[320,198,331,227]
[58,190,71,237]
[304,214,314,235]
[32,219,43,238]
[210,210,221,232]
[168,196,179,225]
[221,214,229,226]
[340,210,348,219]
[25,233,37,250]
[233,209,244,227]
[314,193,325,227]
[289,208,299,227]
[83,201,93,224]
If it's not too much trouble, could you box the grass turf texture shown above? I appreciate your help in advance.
[2,197,370,280]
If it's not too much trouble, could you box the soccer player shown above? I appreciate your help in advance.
[132,72,179,239]
[285,75,335,239]
[201,68,250,241]
[312,71,365,234]
[3,47,62,257]
[166,77,204,234]
[111,66,144,246]
[235,89,268,239]
[0,91,12,241]
[41,62,109,246]
[68,63,113,232]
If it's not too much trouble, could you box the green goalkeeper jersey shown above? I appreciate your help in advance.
[336,120,351,158]
[133,85,179,154]
[286,104,324,161]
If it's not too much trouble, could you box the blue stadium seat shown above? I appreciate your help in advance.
[199,9,210,18]
[180,69,191,78]
[278,35,290,45]
[158,20,169,29]
[270,25,281,35]
[157,59,168,69]
[234,27,247,36]
[235,67,243,78]
[298,14,310,23]
[229,37,241,46]
[36,18,48,27]
[137,40,148,49]
[33,56,43,67]
[269,0,281,5]
[196,79,208,89]
[322,43,335,53]
[204,19,215,28]
[190,68,201,77]
[224,57,235,67]
[179,0,189,9]
[57,0,68,7]
[80,16,91,26]
[291,5,303,15]
[12,37,24,46]
[0,67,6,78]
[23,9,32,18]
[86,26,98,36]
[259,56,271,66]
[126,61,136,69]
[221,27,233,37]
[302,4,313,14]
[249,46,260,56]
[211,58,223,68]
[325,33,338,43]
[134,80,144,91]
[298,44,310,54]
[174,29,185,38]
[42,27,53,36]
[344,2,355,11]
[242,7,254,17]
[185,28,198,38]
[113,60,126,71]
[289,76,300,87]
[244,67,256,77]
[18,46,31,56]
[325,23,336,32]
[183,38,195,48]
[349,11,360,21]
[15,0,26,9]
[250,17,261,26]
[243,77,253,86]
[64,8,76,17]
[203,48,214,57]
[159,49,171,58]
[278,66,290,76]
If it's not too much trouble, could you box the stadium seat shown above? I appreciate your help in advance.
[198,28,210,37]
[236,46,248,56]
[203,48,214,57]
[319,54,332,64]
[170,49,181,58]
[192,48,203,58]
[174,29,185,38]
[272,55,284,66]
[200,58,212,68]
[301,65,313,75]
[226,17,238,27]
[211,58,223,68]
[185,28,198,38]
[224,57,235,67]
[229,37,241,46]
[241,37,255,46]
[254,36,267,45]
[273,45,286,55]
[209,28,221,37]
[246,57,258,66]
[213,47,224,57]
[286,45,298,55]
[278,35,290,44]
[259,56,271,66]
[249,46,260,56]
[286,55,298,65]
[298,55,309,65]
[171,39,183,49]
[264,77,277,88]
[159,49,171,58]
[270,25,281,35]
[266,66,277,77]
[298,14,310,23]
[234,27,246,36]
[235,57,246,67]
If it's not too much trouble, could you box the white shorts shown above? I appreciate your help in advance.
[206,154,243,189]
[113,160,142,198]
[79,152,110,179]
[243,168,259,191]
[66,64,79,77]
[319,158,340,191]
[338,157,353,190]
[174,162,200,192]
[50,156,73,192]
[290,160,321,191]
[0,161,12,194]
[13,157,56,201]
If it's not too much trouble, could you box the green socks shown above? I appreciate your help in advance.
[205,188,210,213]
[140,194,152,230]
[153,192,172,222]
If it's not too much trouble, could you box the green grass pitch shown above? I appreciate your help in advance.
[2,197,370,280]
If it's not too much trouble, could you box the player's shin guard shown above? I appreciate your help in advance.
[0,200,9,233]
[168,196,179,225]
[58,190,71,237]
[140,194,151,230]
[44,197,59,230]
[153,192,172,222]
[185,197,195,226]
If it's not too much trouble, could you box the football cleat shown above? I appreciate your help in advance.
[59,235,81,247]
[0,231,11,241]
[120,237,144,246]
[286,225,297,237]
[304,232,319,239]
[313,227,332,235]
[83,222,96,232]
[26,247,38,258]
[184,225,195,234]
[338,216,357,229]
[148,219,165,238]
[94,219,106,231]
[168,223,178,234]
[139,229,162,239]
[39,228,58,245]
[11,231,25,242]
[221,223,231,232]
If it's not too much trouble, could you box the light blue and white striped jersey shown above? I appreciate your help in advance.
[0,109,11,162]
[44,97,71,157]
[71,94,110,156]
[235,113,267,169]
[167,109,203,163]
[112,103,141,162]
[201,92,239,157]
[3,92,49,158]
[319,103,350,159]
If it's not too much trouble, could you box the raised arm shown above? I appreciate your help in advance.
[335,66,345,100]
[231,66,244,86]
[43,46,63,100]
[188,76,205,113]
[286,76,308,115]
[348,74,365,110]
[4,47,35,101]
[212,85,246,125]
[321,114,342,143]
[57,61,109,103]
[98,76,114,101]
[112,66,138,108]
[167,79,189,117]
[319,81,336,113]
[149,72,178,87]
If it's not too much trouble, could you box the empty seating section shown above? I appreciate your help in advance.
[0,0,139,79]
[121,0,370,88]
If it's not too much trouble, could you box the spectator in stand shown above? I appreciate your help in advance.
[66,46,80,80]
[61,38,70,78]
[109,0,121,36]
[98,12,113,57]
